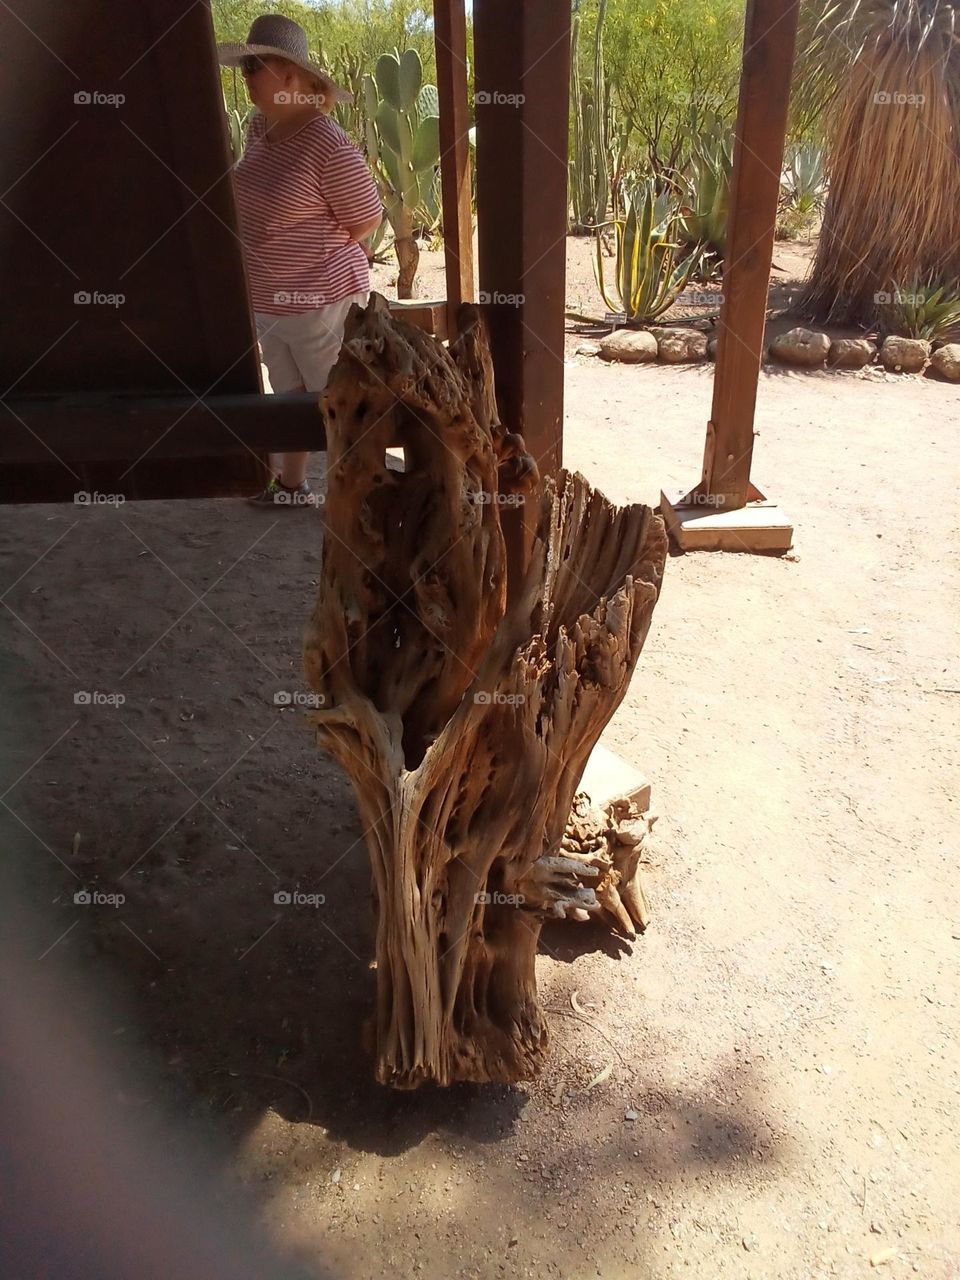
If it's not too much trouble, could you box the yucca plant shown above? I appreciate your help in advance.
[881,277,960,340]
[799,0,960,325]
[594,177,702,324]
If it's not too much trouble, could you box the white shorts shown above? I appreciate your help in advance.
[255,291,368,394]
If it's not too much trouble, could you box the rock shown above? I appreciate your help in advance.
[707,335,719,362]
[870,1247,896,1267]
[880,335,930,373]
[769,327,831,367]
[598,329,658,363]
[575,342,601,357]
[624,1108,638,1121]
[655,327,708,363]
[828,337,877,369]
[930,342,960,381]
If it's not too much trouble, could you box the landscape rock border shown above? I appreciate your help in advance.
[587,324,960,382]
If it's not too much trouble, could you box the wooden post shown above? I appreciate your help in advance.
[433,0,474,339]
[660,0,800,553]
[473,0,571,582]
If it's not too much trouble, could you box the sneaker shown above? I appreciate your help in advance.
[248,478,318,507]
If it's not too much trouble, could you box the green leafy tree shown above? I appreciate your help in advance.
[602,0,744,180]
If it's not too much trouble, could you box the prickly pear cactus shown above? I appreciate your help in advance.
[363,48,441,297]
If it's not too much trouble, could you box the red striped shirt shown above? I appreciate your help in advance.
[235,111,382,315]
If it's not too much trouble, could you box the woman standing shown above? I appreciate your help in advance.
[219,16,383,506]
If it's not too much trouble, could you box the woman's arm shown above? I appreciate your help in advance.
[317,137,383,247]
[345,212,383,242]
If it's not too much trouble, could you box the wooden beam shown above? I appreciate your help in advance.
[433,0,474,338]
[387,299,449,340]
[473,0,571,582]
[0,393,328,464]
[701,0,802,508]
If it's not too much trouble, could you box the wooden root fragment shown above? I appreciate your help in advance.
[304,292,667,1087]
[519,795,657,938]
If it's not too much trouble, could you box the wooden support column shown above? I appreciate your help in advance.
[473,0,571,583]
[433,0,474,339]
[660,0,800,553]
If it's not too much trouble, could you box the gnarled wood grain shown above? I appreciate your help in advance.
[304,292,667,1086]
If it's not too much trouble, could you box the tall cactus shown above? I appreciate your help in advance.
[315,40,366,142]
[363,48,441,298]
[569,0,631,232]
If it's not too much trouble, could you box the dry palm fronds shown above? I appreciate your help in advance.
[800,0,960,325]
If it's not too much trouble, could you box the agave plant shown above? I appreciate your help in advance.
[781,144,826,214]
[799,0,960,324]
[882,278,960,341]
[777,143,827,239]
[362,215,396,265]
[594,177,702,324]
[678,120,733,262]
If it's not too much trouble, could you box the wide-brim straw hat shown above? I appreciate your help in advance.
[217,15,352,112]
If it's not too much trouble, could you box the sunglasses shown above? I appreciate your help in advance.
[240,55,271,76]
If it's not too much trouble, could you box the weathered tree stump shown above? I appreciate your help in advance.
[304,293,667,1087]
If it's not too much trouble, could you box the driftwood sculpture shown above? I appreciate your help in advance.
[304,293,667,1087]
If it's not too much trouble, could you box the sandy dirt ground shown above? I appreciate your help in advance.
[2,237,959,1279]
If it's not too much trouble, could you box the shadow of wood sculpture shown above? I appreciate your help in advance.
[304,292,667,1087]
